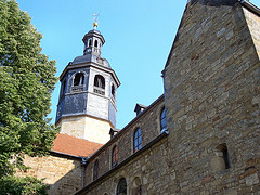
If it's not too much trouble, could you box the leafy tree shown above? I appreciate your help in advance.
[0,0,58,193]
[0,176,49,195]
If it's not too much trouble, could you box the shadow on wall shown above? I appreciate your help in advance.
[45,155,82,195]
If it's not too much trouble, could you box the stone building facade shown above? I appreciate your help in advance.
[16,153,82,195]
[75,0,260,194]
[15,0,260,194]
[15,133,103,195]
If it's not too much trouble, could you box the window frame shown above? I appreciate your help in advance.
[116,178,127,195]
[215,143,231,171]
[112,83,116,99]
[221,144,231,170]
[94,75,105,89]
[93,159,99,181]
[112,145,118,168]
[74,73,84,87]
[62,79,66,95]
[160,106,167,131]
[133,128,142,153]
[88,39,92,47]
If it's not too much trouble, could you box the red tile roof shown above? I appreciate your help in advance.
[52,133,103,157]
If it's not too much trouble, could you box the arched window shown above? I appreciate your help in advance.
[94,40,98,48]
[94,75,105,89]
[89,39,92,47]
[62,79,66,94]
[215,144,231,171]
[74,73,84,86]
[160,107,167,131]
[112,84,116,97]
[221,144,231,170]
[117,178,127,195]
[112,145,118,167]
[93,159,99,180]
[132,177,142,195]
[133,128,142,153]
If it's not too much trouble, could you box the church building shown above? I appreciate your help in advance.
[16,0,260,194]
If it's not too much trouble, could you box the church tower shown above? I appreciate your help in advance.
[55,24,120,144]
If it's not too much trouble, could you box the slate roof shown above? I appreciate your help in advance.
[52,133,103,157]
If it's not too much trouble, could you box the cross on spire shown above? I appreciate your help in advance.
[93,13,100,30]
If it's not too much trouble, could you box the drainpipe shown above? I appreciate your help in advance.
[81,157,89,189]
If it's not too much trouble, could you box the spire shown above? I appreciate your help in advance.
[93,13,99,30]
[70,16,109,67]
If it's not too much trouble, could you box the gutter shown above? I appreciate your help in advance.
[75,131,169,195]
[240,0,260,16]
[50,151,83,160]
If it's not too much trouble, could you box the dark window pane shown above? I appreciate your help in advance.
[74,73,84,86]
[117,178,127,195]
[160,107,167,131]
[94,75,105,89]
[93,159,99,180]
[133,128,142,153]
[112,145,118,167]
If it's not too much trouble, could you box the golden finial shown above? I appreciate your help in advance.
[93,13,100,30]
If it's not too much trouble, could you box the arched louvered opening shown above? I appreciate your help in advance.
[74,73,84,86]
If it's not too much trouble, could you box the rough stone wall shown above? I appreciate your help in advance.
[243,7,260,59]
[57,115,112,144]
[164,1,260,194]
[15,154,82,195]
[77,1,260,195]
[80,138,170,195]
[84,97,165,186]
[57,116,85,139]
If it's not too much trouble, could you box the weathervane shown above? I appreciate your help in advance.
[93,13,100,30]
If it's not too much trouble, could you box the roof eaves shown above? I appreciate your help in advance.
[84,94,165,161]
[240,0,260,16]
[50,151,83,160]
[75,131,169,195]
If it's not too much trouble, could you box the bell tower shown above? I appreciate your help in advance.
[55,23,120,144]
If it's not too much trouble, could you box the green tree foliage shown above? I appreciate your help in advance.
[0,176,49,195]
[0,0,58,193]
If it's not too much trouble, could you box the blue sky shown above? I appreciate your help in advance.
[16,0,259,129]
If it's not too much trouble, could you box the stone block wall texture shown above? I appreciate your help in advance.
[57,115,112,144]
[164,1,260,194]
[78,1,260,195]
[244,8,260,58]
[84,97,165,187]
[15,155,82,195]
[79,138,170,195]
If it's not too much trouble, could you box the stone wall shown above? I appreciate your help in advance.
[15,154,82,195]
[57,115,112,144]
[164,1,260,194]
[78,136,169,195]
[244,7,260,58]
[77,1,260,195]
[84,95,165,187]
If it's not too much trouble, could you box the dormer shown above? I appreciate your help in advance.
[134,104,146,116]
